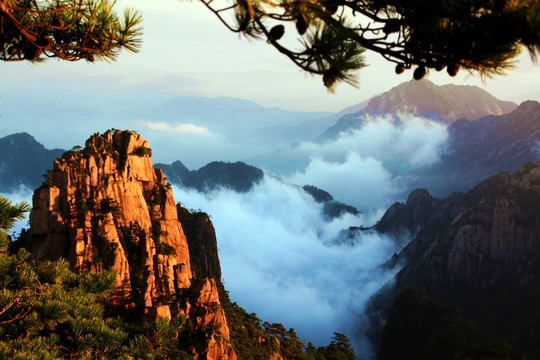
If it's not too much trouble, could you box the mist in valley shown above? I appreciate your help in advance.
[166,114,450,357]
[173,177,405,358]
[1,111,454,358]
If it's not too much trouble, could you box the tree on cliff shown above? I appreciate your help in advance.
[0,0,142,62]
[202,0,540,89]
[0,235,191,358]
[0,195,30,242]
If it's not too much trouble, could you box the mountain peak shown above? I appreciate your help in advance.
[2,132,46,150]
[28,129,237,359]
[364,79,516,124]
[512,99,540,113]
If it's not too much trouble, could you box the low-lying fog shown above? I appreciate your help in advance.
[3,114,449,358]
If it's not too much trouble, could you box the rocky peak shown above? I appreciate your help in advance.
[405,188,432,207]
[511,99,540,114]
[30,129,190,309]
[374,188,438,238]
[364,79,516,124]
[28,129,236,359]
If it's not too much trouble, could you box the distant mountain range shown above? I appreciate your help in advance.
[1,92,339,167]
[4,79,539,204]
[146,96,336,144]
[0,135,360,220]
[0,133,64,192]
[316,79,517,142]
[154,161,361,219]
[155,160,264,193]
[416,100,540,196]
[249,84,540,201]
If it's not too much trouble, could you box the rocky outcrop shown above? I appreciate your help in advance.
[178,279,236,360]
[29,130,235,359]
[374,188,437,237]
[370,162,540,355]
[302,185,360,219]
[177,206,222,280]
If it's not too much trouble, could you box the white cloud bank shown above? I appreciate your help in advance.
[136,121,209,135]
[173,175,407,358]
[280,115,448,214]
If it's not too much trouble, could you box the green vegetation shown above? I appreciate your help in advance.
[131,146,153,158]
[0,195,192,358]
[217,282,358,359]
[0,238,193,359]
[0,195,31,243]
[0,0,142,62]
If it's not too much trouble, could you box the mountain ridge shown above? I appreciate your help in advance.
[369,161,540,356]
[0,132,65,192]
[317,79,517,142]
[416,100,540,196]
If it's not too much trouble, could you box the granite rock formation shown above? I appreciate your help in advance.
[177,206,222,280]
[370,162,540,356]
[29,129,236,360]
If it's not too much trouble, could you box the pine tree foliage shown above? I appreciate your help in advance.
[0,242,192,359]
[202,0,540,89]
[0,195,31,241]
[0,0,143,62]
[0,196,193,359]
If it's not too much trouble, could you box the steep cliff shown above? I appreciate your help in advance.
[371,162,540,356]
[29,130,236,360]
[177,206,222,280]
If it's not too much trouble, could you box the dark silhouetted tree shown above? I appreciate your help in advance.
[202,0,540,89]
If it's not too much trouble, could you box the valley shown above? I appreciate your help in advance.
[1,79,540,359]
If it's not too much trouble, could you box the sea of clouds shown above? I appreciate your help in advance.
[2,113,450,358]
[170,114,450,358]
[173,177,405,358]
[276,114,449,213]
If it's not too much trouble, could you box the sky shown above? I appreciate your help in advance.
[1,0,540,114]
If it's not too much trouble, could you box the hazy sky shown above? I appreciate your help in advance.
[1,0,540,113]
